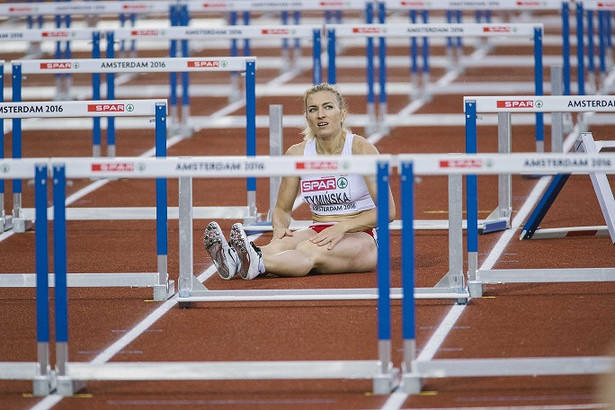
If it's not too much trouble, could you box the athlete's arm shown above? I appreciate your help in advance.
[270,143,303,241]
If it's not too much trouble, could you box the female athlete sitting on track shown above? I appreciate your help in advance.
[203,83,396,280]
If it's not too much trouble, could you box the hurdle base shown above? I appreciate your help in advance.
[0,215,10,233]
[372,367,399,395]
[33,373,55,397]
[153,279,175,301]
[399,372,422,394]
[12,217,33,233]
[468,280,483,298]
[56,375,86,397]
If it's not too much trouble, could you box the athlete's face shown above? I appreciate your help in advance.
[305,91,345,139]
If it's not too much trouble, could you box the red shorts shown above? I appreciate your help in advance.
[308,223,376,239]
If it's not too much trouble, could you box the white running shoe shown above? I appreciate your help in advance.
[203,221,240,280]
[229,223,265,280]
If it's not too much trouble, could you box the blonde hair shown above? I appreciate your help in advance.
[301,83,350,140]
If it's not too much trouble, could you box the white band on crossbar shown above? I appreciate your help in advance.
[112,25,320,41]
[383,0,563,10]
[329,23,541,37]
[0,99,166,119]
[3,153,615,179]
[15,57,254,74]
[466,95,615,113]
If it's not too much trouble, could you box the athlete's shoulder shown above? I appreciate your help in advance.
[285,141,307,156]
[351,134,379,155]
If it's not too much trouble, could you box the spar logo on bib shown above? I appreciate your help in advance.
[302,177,336,193]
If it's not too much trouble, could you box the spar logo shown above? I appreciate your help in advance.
[352,27,382,34]
[131,30,159,36]
[87,103,134,113]
[201,2,227,8]
[496,99,541,109]
[302,177,336,193]
[319,1,345,6]
[262,28,291,35]
[296,161,339,171]
[91,162,135,172]
[40,61,72,70]
[42,31,69,38]
[187,60,227,68]
[122,3,148,10]
[516,1,541,6]
[400,1,427,5]
[8,7,33,12]
[483,26,512,33]
[439,159,486,169]
[596,2,615,8]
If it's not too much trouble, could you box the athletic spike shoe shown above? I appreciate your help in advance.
[203,221,239,280]
[229,223,265,280]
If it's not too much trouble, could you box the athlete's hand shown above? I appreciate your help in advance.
[310,224,345,250]
[271,227,293,242]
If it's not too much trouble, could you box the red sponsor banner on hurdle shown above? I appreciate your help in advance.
[296,161,339,171]
[439,158,484,169]
[262,28,291,35]
[40,61,72,70]
[597,2,615,8]
[87,103,126,113]
[131,29,159,36]
[400,1,427,5]
[42,31,69,38]
[320,1,345,6]
[352,26,382,34]
[516,1,541,6]
[91,162,135,172]
[483,26,512,33]
[187,60,221,68]
[122,3,148,10]
[201,2,228,8]
[8,6,33,12]
[496,99,534,109]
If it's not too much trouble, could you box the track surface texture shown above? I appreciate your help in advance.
[1,4,615,410]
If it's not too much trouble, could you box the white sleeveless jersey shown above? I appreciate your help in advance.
[300,133,376,216]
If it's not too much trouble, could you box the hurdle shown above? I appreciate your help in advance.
[464,95,615,297]
[10,56,258,226]
[577,0,615,95]
[396,152,615,393]
[110,24,322,107]
[325,22,544,135]
[0,99,174,301]
[41,155,399,395]
[380,0,571,96]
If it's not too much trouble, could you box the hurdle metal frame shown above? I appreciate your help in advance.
[0,99,174,302]
[380,0,571,96]
[463,95,615,298]
[398,152,615,392]
[9,56,258,231]
[47,155,399,396]
[325,22,544,136]
[3,153,614,396]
